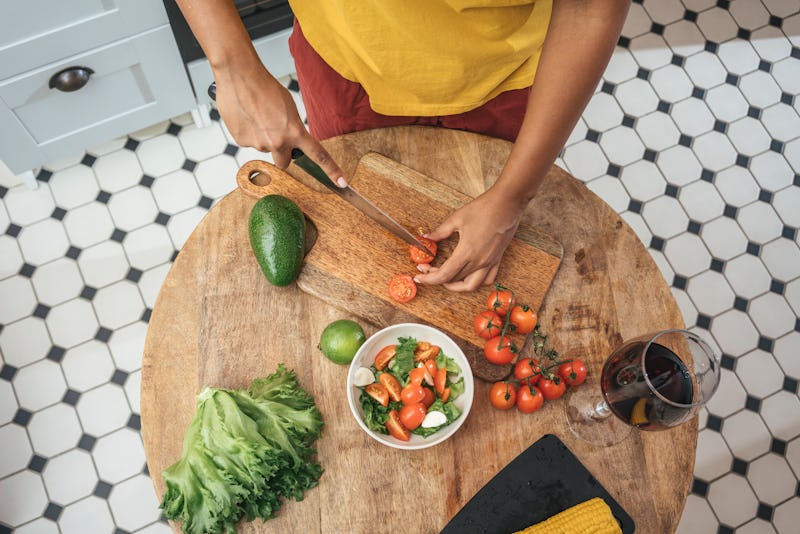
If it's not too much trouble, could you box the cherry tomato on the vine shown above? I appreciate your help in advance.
[509,305,537,335]
[513,357,541,385]
[483,335,516,365]
[473,310,503,340]
[558,359,588,387]
[488,381,517,410]
[516,384,544,414]
[538,377,567,401]
[486,288,515,316]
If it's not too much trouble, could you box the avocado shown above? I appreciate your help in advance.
[248,195,307,286]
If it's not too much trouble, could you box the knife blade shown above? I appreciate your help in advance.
[290,148,436,257]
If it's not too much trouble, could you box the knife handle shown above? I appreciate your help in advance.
[291,149,339,191]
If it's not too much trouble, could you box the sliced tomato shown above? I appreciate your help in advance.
[379,372,402,402]
[409,237,437,264]
[401,383,426,405]
[408,367,427,387]
[374,344,397,371]
[399,402,427,430]
[388,274,417,303]
[483,335,516,365]
[386,409,411,441]
[365,383,389,407]
[434,367,447,396]
[440,387,451,403]
[421,387,435,408]
[414,341,440,362]
[509,305,537,335]
[424,359,438,377]
[487,288,515,316]
[473,310,503,340]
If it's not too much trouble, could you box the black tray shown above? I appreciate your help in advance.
[441,434,635,533]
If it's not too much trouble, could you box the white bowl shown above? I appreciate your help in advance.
[346,323,474,450]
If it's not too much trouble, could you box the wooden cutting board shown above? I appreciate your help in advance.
[236,152,562,379]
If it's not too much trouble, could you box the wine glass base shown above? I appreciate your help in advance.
[564,386,633,447]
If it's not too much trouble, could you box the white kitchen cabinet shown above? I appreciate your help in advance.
[0,0,197,183]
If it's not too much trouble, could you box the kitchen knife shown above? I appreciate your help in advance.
[207,82,435,257]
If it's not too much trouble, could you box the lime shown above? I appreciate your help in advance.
[318,319,366,365]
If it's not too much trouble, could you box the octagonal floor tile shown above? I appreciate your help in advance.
[27,403,82,457]
[0,471,48,526]
[57,496,115,534]
[747,453,797,505]
[0,317,50,367]
[42,449,97,505]
[707,472,759,527]
[92,428,145,484]
[722,409,773,461]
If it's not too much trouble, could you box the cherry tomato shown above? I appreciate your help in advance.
[558,359,588,387]
[509,305,537,335]
[516,384,544,414]
[409,237,437,264]
[414,341,440,362]
[424,359,438,377]
[378,372,402,402]
[385,409,411,441]
[513,357,541,385]
[487,288,515,316]
[473,310,503,340]
[388,274,417,303]
[408,367,427,387]
[421,387,435,408]
[538,377,567,401]
[399,402,427,430]
[401,383,426,405]
[488,381,517,410]
[374,344,397,371]
[483,335,516,365]
[434,367,447,396]
[365,383,389,407]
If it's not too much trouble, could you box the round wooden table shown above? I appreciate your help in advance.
[141,126,692,533]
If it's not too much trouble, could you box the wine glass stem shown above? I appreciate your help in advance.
[592,400,613,421]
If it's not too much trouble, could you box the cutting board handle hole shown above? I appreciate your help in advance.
[236,160,278,198]
[249,171,271,186]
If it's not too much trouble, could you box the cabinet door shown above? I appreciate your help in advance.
[0,0,168,79]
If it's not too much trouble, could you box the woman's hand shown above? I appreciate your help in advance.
[413,186,526,291]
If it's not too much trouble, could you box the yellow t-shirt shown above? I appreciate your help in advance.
[288,0,553,116]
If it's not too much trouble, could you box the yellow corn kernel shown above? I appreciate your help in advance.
[513,497,622,534]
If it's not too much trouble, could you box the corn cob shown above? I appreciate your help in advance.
[513,497,622,534]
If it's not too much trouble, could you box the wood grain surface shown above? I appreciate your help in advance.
[141,126,693,534]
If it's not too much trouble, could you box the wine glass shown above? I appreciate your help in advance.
[564,329,721,447]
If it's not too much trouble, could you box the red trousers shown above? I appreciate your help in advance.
[287,19,530,142]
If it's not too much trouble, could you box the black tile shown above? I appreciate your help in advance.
[628,199,642,214]
[704,41,718,54]
[601,81,616,95]
[657,100,671,113]
[720,353,736,370]
[738,153,753,167]
[684,10,698,22]
[770,139,784,153]
[731,457,748,475]
[155,212,170,226]
[124,138,139,151]
[687,220,701,235]
[650,236,664,251]
[726,73,739,86]
[198,196,214,209]
[94,480,113,499]
[18,263,35,278]
[77,433,97,451]
[678,134,693,147]
[622,115,636,128]
[700,168,715,183]
[141,308,152,323]
[795,174,800,187]
[757,502,774,521]
[643,149,657,162]
[37,169,53,183]
[111,369,129,386]
[115,529,131,534]
[95,327,113,343]
[140,174,155,188]
[747,106,762,119]
[696,314,712,330]
[665,184,679,198]
[0,185,7,199]
[80,285,97,300]
[758,189,773,203]
[287,78,300,92]
[769,15,783,28]
[707,413,723,432]
[771,438,787,456]
[33,304,50,319]
[143,463,150,476]
[737,28,751,40]
[713,120,728,133]
[27,454,47,473]
[650,22,665,35]
[128,413,142,430]
[792,47,800,60]
[636,67,651,81]
[6,223,21,237]
[607,163,621,178]
[710,258,724,273]
[0,364,18,381]
[66,245,82,259]
[110,228,127,243]
[617,36,630,49]
[716,0,729,8]
[673,275,687,290]
[0,525,9,534]
[81,154,97,167]
[126,268,143,283]
[723,204,738,218]
[13,408,32,426]
[757,336,774,352]
[51,207,67,221]
[782,92,795,106]
[733,296,748,311]
[717,526,734,534]
[46,346,66,363]
[171,249,180,262]
[210,108,221,122]
[96,190,111,204]
[671,54,686,67]
[62,389,80,406]
[691,87,706,99]
[744,395,761,412]
[585,129,600,142]
[43,502,63,521]
[770,279,785,294]
[166,122,182,136]
[784,376,799,394]
[182,159,197,172]
[224,144,239,156]
[758,60,772,73]
[691,478,709,496]
[746,241,760,255]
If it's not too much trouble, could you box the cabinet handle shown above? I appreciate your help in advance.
[48,66,95,92]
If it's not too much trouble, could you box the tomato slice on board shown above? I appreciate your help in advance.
[379,372,402,403]
[374,344,397,371]
[386,410,411,441]
[365,383,389,407]
[409,237,437,264]
[388,274,417,303]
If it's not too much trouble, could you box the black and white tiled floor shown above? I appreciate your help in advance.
[1,1,799,532]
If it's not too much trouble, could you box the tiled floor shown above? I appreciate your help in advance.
[1,1,799,532]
